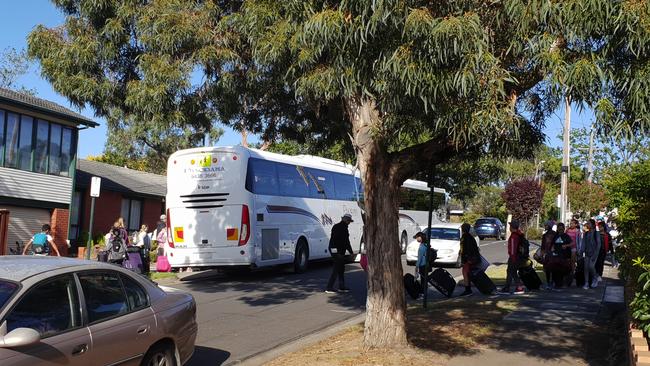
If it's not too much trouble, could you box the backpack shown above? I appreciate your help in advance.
[106,233,126,262]
[518,235,530,261]
[427,247,438,269]
[32,233,49,254]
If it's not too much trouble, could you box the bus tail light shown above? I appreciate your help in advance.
[166,208,175,248]
[239,205,250,246]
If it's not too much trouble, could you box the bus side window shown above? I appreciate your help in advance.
[246,158,279,195]
[306,168,335,199]
[277,163,310,197]
[334,173,355,201]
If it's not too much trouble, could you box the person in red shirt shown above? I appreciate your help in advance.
[501,220,525,294]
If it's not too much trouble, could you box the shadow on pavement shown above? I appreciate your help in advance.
[186,346,231,366]
[172,260,367,310]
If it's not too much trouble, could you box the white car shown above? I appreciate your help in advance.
[406,223,480,267]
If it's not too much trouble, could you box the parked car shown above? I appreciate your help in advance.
[473,217,506,240]
[405,223,480,267]
[0,256,197,366]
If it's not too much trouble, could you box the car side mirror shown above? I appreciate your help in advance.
[0,328,40,348]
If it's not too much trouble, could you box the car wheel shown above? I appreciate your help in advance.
[293,239,309,274]
[142,343,176,366]
[400,231,408,254]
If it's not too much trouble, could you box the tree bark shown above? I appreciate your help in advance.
[346,95,408,348]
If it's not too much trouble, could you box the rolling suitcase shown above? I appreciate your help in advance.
[575,258,593,287]
[429,268,456,298]
[123,247,143,274]
[470,270,496,295]
[518,265,542,290]
[403,273,421,300]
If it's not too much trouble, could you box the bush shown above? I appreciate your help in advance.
[630,259,650,333]
[525,227,543,240]
[150,241,159,263]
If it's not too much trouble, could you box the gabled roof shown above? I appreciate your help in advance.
[0,87,98,127]
[76,159,166,198]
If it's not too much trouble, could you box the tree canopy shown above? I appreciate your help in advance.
[28,0,650,349]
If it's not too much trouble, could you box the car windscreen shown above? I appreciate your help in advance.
[475,219,494,225]
[427,228,460,240]
[0,280,18,309]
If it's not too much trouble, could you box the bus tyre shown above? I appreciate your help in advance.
[294,241,309,274]
[400,231,408,254]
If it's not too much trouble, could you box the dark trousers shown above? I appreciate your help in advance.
[595,248,606,276]
[327,254,346,290]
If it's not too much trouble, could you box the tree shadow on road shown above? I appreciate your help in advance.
[172,260,368,310]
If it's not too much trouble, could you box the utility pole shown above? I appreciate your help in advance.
[560,96,571,224]
[587,126,595,184]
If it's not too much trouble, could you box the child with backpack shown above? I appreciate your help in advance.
[22,224,61,256]
[104,226,127,265]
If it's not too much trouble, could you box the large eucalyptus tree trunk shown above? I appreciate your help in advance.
[346,96,408,348]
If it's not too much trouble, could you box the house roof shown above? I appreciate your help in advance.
[76,159,166,198]
[0,87,99,127]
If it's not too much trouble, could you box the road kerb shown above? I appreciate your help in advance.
[233,312,366,366]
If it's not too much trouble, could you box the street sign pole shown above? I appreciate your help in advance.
[86,177,101,260]
[423,166,435,308]
[85,197,96,260]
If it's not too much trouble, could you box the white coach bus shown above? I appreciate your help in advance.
[164,146,447,271]
[164,146,364,272]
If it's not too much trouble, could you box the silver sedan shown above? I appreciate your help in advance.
[0,256,197,366]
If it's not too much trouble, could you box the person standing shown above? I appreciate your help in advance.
[115,217,130,246]
[566,219,582,270]
[459,223,480,296]
[582,219,602,289]
[501,220,525,294]
[326,214,355,294]
[541,221,557,290]
[550,222,573,288]
[135,224,151,273]
[22,224,61,256]
[414,231,428,280]
[596,221,612,276]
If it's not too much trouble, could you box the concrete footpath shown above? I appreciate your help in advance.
[246,264,628,366]
[446,265,627,366]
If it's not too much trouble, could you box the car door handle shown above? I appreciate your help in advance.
[136,325,149,335]
[71,344,88,356]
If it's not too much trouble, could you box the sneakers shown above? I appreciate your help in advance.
[545,283,553,291]
[459,288,473,297]
[582,284,589,290]
[325,289,337,294]
[338,287,351,292]
[513,287,525,295]
[590,280,599,288]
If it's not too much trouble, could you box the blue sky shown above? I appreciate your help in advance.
[2,1,592,159]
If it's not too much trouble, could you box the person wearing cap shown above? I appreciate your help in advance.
[326,214,355,294]
[501,220,525,294]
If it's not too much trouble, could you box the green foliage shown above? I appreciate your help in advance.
[568,182,609,218]
[465,186,507,223]
[630,258,650,333]
[604,158,650,283]
[0,47,34,94]
[525,227,543,240]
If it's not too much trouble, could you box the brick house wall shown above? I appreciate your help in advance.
[50,208,69,256]
[77,188,164,240]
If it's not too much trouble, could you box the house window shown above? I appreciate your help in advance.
[69,191,82,240]
[0,109,77,176]
[121,198,142,232]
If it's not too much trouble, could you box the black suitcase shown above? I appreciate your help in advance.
[575,258,593,287]
[471,270,496,295]
[429,268,456,298]
[403,273,421,300]
[518,265,542,290]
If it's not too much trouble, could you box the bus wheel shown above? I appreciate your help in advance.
[294,240,309,274]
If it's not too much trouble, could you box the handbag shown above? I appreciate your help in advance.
[156,255,171,272]
[477,255,490,272]
[533,248,546,264]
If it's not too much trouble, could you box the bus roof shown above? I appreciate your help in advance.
[169,146,446,194]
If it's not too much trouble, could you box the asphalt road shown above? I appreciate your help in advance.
[169,239,509,366]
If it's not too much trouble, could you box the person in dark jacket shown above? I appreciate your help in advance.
[549,222,573,288]
[541,221,557,290]
[460,223,480,296]
[582,219,602,289]
[326,214,355,293]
